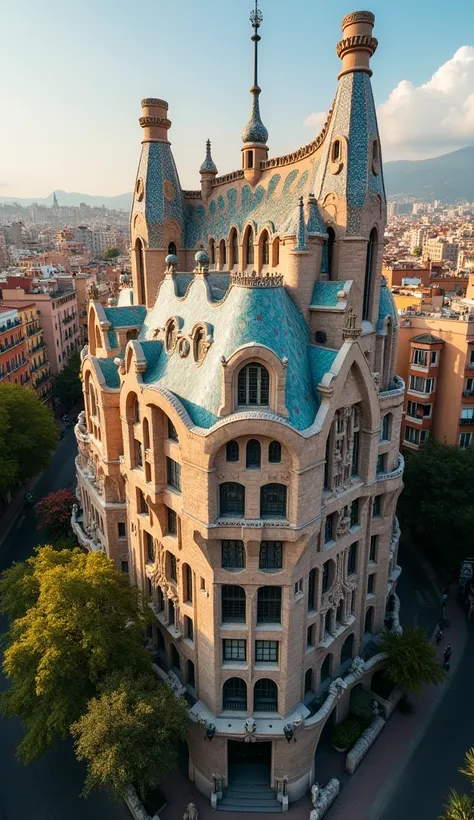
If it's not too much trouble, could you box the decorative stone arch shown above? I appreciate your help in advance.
[218,344,289,418]
[203,415,302,473]
[242,221,258,269]
[141,387,189,449]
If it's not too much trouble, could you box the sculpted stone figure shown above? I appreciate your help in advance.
[183,803,198,820]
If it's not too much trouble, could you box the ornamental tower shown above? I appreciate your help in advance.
[241,0,269,184]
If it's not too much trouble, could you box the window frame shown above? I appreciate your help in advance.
[257,586,282,624]
[222,585,246,623]
[219,482,245,518]
[237,362,270,407]
[268,440,282,463]
[260,483,287,519]
[222,540,245,570]
[223,639,247,662]
[259,540,283,571]
[255,640,279,663]
[166,457,182,492]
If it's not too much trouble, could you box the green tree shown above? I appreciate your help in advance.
[34,489,77,541]
[0,383,58,497]
[412,246,423,257]
[439,750,474,819]
[399,439,474,572]
[54,351,82,408]
[0,547,151,762]
[103,247,120,260]
[71,671,188,800]
[380,627,445,697]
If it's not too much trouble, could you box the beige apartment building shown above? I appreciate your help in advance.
[74,9,404,810]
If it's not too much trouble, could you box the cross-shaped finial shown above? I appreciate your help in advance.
[250,0,263,30]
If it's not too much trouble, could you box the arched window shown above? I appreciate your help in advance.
[254,679,278,712]
[223,677,247,711]
[143,417,150,450]
[209,238,215,265]
[272,237,280,267]
[327,227,335,280]
[320,654,331,682]
[363,228,377,321]
[226,440,240,462]
[260,483,287,518]
[126,392,139,424]
[219,239,227,269]
[165,318,178,353]
[90,386,97,417]
[186,659,195,689]
[331,139,341,163]
[183,563,193,602]
[135,238,146,305]
[245,227,254,267]
[95,325,101,350]
[364,606,374,634]
[261,231,269,267]
[168,241,177,256]
[340,634,354,666]
[170,643,181,674]
[246,439,261,469]
[219,482,245,517]
[304,668,313,694]
[222,585,246,622]
[237,362,269,406]
[268,441,281,463]
[230,229,238,268]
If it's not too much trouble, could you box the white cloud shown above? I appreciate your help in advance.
[378,46,474,160]
[303,111,327,133]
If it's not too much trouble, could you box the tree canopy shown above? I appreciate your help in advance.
[0,547,151,762]
[440,749,474,820]
[412,246,423,257]
[380,626,446,697]
[54,351,82,408]
[71,671,188,800]
[35,489,77,541]
[399,439,474,572]
[103,247,120,260]
[0,383,58,497]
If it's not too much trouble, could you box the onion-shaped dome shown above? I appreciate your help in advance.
[195,249,209,265]
[242,86,268,144]
[200,139,217,174]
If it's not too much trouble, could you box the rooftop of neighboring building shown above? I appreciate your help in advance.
[410,333,444,345]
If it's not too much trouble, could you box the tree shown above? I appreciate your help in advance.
[103,247,120,260]
[34,489,77,541]
[0,547,152,762]
[412,246,423,257]
[0,383,58,497]
[380,627,445,697]
[398,439,474,572]
[71,671,188,800]
[54,351,82,408]
[439,749,474,820]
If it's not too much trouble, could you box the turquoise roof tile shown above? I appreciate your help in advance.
[311,281,346,307]
[97,358,120,388]
[308,346,338,390]
[376,282,399,333]
[103,305,147,328]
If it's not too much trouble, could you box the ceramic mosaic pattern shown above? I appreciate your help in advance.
[174,273,230,300]
[138,278,334,430]
[311,281,348,307]
[376,282,399,334]
[103,306,147,328]
[98,358,120,388]
[130,142,184,248]
[242,91,268,144]
[184,164,322,249]
[107,329,118,348]
[308,346,338,387]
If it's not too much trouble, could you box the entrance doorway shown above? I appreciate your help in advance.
[227,740,272,786]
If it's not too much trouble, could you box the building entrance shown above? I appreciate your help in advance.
[228,739,272,772]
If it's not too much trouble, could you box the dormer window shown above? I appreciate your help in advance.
[237,363,269,407]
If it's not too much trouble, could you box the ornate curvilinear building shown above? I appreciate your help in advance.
[74,6,404,810]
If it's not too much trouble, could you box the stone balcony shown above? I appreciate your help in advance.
[71,504,105,553]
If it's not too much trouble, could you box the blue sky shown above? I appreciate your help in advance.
[2,0,474,197]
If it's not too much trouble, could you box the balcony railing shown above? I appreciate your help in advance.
[62,314,76,325]
[0,360,28,380]
[31,341,46,353]
[460,417,474,426]
[466,363,474,370]
[462,390,474,397]
[30,360,48,373]
[0,336,26,352]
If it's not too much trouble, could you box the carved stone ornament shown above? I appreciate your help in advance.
[178,337,191,358]
[183,804,198,820]
[342,306,361,341]
[135,177,144,202]
[230,270,283,288]
[336,505,351,537]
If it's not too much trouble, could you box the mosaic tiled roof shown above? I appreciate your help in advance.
[97,357,120,388]
[308,346,339,387]
[311,281,348,308]
[103,305,147,328]
[130,141,184,248]
[139,278,337,431]
[376,281,399,333]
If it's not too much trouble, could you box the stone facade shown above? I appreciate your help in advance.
[74,7,404,808]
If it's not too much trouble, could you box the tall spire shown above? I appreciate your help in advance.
[242,0,268,146]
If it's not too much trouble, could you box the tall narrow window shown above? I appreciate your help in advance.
[331,139,341,162]
[247,150,254,169]
[246,439,261,469]
[226,440,240,462]
[253,679,278,712]
[245,227,254,266]
[268,441,281,463]
[168,242,177,256]
[327,227,335,280]
[259,541,283,571]
[260,484,287,518]
[135,238,145,305]
[272,237,280,267]
[230,229,238,268]
[308,568,316,611]
[219,483,245,517]
[363,228,377,321]
[166,457,181,491]
[237,363,269,406]
[222,540,245,570]
[223,678,247,710]
[261,231,269,266]
[219,239,227,268]
[222,585,246,623]
[257,586,282,623]
[209,238,215,265]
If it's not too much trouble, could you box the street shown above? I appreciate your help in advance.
[0,426,131,820]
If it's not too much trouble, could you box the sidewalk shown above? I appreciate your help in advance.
[158,595,467,820]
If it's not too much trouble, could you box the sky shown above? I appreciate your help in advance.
[2,0,474,198]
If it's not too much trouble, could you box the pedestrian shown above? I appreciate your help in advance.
[441,592,448,606]
[435,627,443,646]
[444,660,450,673]
[444,644,452,665]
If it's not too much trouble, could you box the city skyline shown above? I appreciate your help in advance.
[2,0,474,198]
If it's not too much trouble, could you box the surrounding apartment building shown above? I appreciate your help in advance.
[3,282,80,373]
[397,315,474,448]
[423,237,459,264]
[0,306,29,387]
[4,300,53,403]
[73,9,404,810]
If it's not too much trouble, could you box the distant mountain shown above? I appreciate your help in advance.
[384,146,474,202]
[0,189,132,211]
